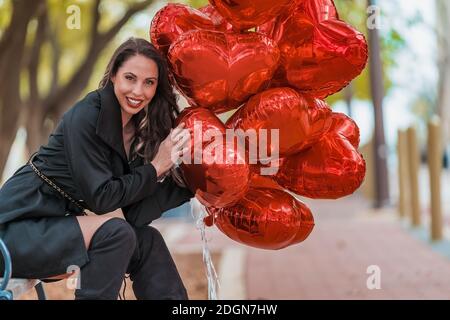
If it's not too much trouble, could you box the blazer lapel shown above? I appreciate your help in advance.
[96,80,128,164]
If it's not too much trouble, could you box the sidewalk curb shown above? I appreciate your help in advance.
[218,248,247,300]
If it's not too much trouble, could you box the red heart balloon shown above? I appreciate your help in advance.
[297,0,339,23]
[246,172,284,191]
[258,0,368,98]
[176,107,250,208]
[291,201,315,244]
[275,133,366,199]
[329,112,360,148]
[226,88,332,158]
[208,0,294,30]
[206,175,314,250]
[199,4,234,32]
[150,3,227,56]
[203,173,284,227]
[168,30,280,114]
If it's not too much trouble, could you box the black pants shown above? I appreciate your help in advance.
[74,218,188,300]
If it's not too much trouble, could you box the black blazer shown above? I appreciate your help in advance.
[0,81,194,227]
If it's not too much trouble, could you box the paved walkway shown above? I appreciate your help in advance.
[154,193,450,300]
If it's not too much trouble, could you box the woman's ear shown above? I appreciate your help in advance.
[111,75,116,85]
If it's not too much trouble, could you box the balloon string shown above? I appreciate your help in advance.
[190,198,221,300]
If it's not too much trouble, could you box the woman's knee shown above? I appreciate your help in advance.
[84,217,137,254]
[134,225,164,247]
[77,216,136,251]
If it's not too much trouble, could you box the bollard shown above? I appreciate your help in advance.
[397,129,409,218]
[427,117,443,241]
[407,126,421,227]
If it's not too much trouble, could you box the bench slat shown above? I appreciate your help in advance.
[0,278,40,299]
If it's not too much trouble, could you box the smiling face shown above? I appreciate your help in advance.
[111,54,159,126]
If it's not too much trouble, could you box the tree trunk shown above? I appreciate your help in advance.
[343,82,354,118]
[25,104,49,155]
[1,0,156,176]
[0,122,21,177]
[436,0,450,143]
[367,0,390,208]
[0,0,44,175]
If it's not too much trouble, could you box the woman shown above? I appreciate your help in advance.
[0,38,194,300]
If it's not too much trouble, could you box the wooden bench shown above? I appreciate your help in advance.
[0,209,124,299]
[0,279,46,300]
[1,238,46,300]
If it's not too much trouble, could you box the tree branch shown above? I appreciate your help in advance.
[28,5,48,104]
[0,0,45,174]
[99,0,155,44]
[0,0,44,109]
[48,23,61,96]
[91,0,102,41]
[44,0,155,116]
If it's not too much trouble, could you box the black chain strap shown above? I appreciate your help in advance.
[28,153,87,215]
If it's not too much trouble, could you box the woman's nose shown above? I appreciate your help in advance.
[132,83,144,97]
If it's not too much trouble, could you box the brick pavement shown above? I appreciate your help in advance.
[155,193,450,299]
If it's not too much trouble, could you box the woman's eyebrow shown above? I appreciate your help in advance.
[124,72,157,80]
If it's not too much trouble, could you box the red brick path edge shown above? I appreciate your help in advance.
[245,194,450,300]
[156,194,450,300]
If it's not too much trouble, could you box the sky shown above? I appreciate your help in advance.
[333,0,438,155]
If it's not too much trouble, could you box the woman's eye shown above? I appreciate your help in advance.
[146,80,154,86]
[125,75,134,81]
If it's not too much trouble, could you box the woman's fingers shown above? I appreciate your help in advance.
[172,127,191,146]
[173,123,195,136]
[174,147,192,165]
[166,124,194,162]
[180,131,192,145]
[182,146,191,155]
[172,122,187,137]
[173,138,191,158]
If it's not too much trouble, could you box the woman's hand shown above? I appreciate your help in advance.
[150,123,191,180]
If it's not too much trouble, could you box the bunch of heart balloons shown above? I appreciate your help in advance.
[150,0,368,250]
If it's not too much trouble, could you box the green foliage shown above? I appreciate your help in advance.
[1,0,161,99]
[327,0,406,106]
[181,0,208,8]
[0,0,12,35]
[0,0,408,107]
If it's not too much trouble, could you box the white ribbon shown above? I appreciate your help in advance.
[190,197,220,300]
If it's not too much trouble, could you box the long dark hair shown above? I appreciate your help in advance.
[99,38,186,186]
